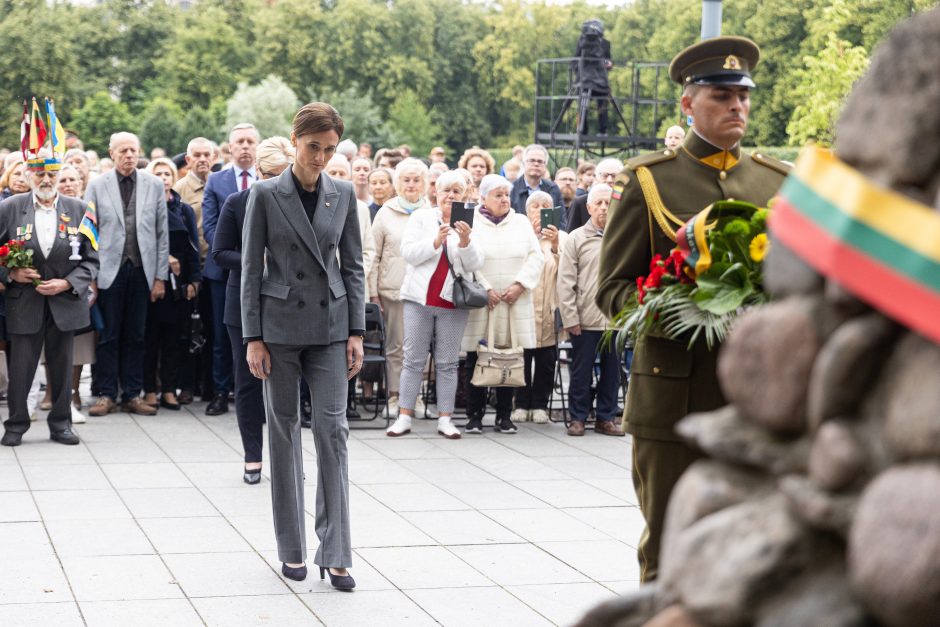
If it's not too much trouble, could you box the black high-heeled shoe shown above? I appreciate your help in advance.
[282,563,307,581]
[243,466,261,485]
[320,566,356,591]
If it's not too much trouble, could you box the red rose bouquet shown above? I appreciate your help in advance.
[0,239,39,286]
[607,200,771,351]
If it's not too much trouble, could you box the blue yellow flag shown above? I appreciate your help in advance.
[79,202,99,251]
[45,98,67,160]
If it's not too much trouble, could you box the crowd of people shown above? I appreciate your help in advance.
[0,127,634,453]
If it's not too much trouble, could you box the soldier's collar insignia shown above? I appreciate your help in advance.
[699,150,740,172]
[723,55,741,70]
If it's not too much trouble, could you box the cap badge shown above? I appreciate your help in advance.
[723,55,741,70]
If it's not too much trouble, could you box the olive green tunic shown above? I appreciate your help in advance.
[595,129,788,580]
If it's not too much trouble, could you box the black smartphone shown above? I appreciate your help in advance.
[450,202,475,227]
[540,206,561,229]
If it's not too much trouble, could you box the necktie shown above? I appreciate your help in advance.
[240,170,249,191]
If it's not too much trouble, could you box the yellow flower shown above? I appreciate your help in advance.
[749,233,770,262]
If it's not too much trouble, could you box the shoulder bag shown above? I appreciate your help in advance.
[470,309,526,388]
[442,241,488,310]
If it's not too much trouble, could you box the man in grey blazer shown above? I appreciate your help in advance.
[241,102,364,586]
[85,132,168,416]
[0,162,99,446]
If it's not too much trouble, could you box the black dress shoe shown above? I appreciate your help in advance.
[282,563,307,581]
[1,431,23,447]
[50,428,80,445]
[160,397,181,411]
[205,393,229,416]
[346,407,360,419]
[178,390,194,405]
[243,466,261,485]
[320,567,355,590]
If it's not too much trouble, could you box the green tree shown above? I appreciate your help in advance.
[181,108,222,146]
[139,99,186,155]
[155,6,251,110]
[387,91,445,156]
[0,2,84,147]
[786,0,871,146]
[69,92,135,155]
[225,76,299,140]
[307,85,395,148]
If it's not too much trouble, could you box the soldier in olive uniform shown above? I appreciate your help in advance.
[595,36,790,581]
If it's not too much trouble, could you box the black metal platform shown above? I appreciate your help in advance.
[534,57,677,168]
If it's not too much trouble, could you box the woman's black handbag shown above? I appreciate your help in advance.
[443,242,487,309]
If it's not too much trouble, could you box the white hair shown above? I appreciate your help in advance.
[429,161,449,175]
[392,157,429,187]
[588,183,613,205]
[478,173,512,201]
[525,190,554,211]
[666,125,685,136]
[435,170,467,193]
[596,158,624,175]
[228,123,260,143]
[186,137,213,156]
[336,139,357,159]
[109,132,140,150]
[327,154,351,176]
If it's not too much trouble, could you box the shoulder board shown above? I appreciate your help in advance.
[626,149,678,171]
[750,151,791,176]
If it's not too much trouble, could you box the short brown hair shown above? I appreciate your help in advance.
[576,160,596,176]
[292,102,344,139]
[457,146,495,173]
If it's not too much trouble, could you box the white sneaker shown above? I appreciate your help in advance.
[386,414,412,437]
[71,407,86,424]
[531,409,550,424]
[437,416,461,440]
[511,408,530,423]
[384,396,400,418]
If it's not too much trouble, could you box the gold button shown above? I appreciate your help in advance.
[664,149,673,156]
[325,202,331,207]
[755,153,763,159]
[652,366,661,374]
[719,171,727,180]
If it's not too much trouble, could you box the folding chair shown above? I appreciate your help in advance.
[352,303,390,428]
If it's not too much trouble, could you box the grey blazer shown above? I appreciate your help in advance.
[84,169,168,290]
[0,194,100,334]
[241,170,365,345]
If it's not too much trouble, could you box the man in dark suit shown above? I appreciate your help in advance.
[0,159,99,446]
[85,132,168,417]
[566,157,624,232]
[201,123,259,415]
[242,103,364,586]
[510,144,567,231]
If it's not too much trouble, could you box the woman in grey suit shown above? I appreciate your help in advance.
[241,103,365,589]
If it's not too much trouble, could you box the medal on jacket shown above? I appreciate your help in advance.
[24,224,33,240]
[58,223,67,239]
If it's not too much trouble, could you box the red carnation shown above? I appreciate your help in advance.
[645,265,666,289]
[0,245,8,258]
[649,254,664,272]
[636,276,646,304]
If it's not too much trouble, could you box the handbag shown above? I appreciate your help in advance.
[442,242,488,310]
[471,310,526,388]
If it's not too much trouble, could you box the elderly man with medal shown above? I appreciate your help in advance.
[0,98,99,447]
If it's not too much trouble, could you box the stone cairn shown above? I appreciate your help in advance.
[576,9,940,627]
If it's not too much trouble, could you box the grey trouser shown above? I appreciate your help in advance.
[264,341,352,567]
[399,300,469,415]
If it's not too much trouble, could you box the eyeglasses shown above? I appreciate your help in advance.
[525,158,546,165]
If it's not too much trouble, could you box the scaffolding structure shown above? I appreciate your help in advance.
[534,57,677,168]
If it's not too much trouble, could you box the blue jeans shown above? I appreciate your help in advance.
[96,261,150,402]
[568,329,620,422]
[209,278,233,394]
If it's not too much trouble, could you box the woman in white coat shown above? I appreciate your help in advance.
[462,174,544,434]
[386,170,483,438]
